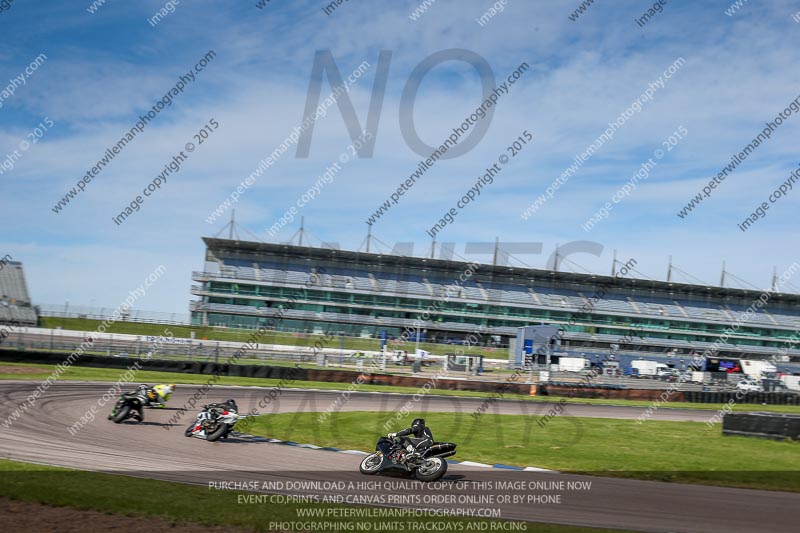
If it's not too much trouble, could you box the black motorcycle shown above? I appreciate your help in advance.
[359,436,456,482]
[108,392,145,423]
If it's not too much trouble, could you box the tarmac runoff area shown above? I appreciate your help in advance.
[0,381,798,532]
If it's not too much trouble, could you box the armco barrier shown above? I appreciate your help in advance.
[3,349,797,401]
[722,412,800,441]
[0,350,524,394]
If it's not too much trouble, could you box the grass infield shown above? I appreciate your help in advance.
[244,412,800,493]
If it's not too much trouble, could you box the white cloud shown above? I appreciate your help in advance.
[1,0,800,312]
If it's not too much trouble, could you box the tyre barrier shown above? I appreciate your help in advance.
[722,412,800,441]
[538,385,676,402]
[683,391,800,405]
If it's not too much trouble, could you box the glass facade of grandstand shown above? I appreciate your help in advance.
[191,238,800,357]
[0,261,38,326]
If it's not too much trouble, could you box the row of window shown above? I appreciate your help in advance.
[200,282,798,343]
[190,310,792,350]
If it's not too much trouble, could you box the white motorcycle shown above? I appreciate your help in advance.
[184,404,240,442]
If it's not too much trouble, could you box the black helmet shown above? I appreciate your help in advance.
[226,399,238,410]
[411,418,425,431]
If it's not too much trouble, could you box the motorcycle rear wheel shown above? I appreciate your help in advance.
[111,405,131,424]
[414,457,447,482]
[359,452,382,475]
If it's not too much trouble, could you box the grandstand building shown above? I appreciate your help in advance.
[0,259,38,327]
[190,238,800,361]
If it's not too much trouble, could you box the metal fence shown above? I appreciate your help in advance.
[38,303,191,325]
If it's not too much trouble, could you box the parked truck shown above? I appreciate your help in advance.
[739,359,777,380]
[630,360,669,378]
[556,356,590,372]
[779,375,800,392]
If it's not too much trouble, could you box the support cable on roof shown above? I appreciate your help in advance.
[670,265,708,286]
[723,271,763,292]
[558,256,595,275]
[781,280,800,295]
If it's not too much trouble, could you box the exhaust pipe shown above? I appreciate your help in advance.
[429,442,457,459]
[432,450,457,459]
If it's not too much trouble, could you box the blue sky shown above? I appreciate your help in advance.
[1,0,800,313]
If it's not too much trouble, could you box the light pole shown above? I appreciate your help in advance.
[339,331,344,366]
[414,324,422,374]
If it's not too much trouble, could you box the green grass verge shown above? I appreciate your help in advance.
[2,360,800,413]
[0,459,632,533]
[38,316,507,358]
[244,412,800,493]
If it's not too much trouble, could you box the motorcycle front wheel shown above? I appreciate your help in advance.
[110,405,130,424]
[359,452,382,475]
[184,423,196,437]
[414,457,447,482]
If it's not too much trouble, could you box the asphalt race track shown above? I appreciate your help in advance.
[1,381,798,532]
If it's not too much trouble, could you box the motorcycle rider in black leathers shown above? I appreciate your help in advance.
[388,418,433,459]
[128,384,175,421]
[128,385,150,421]
[205,399,238,413]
